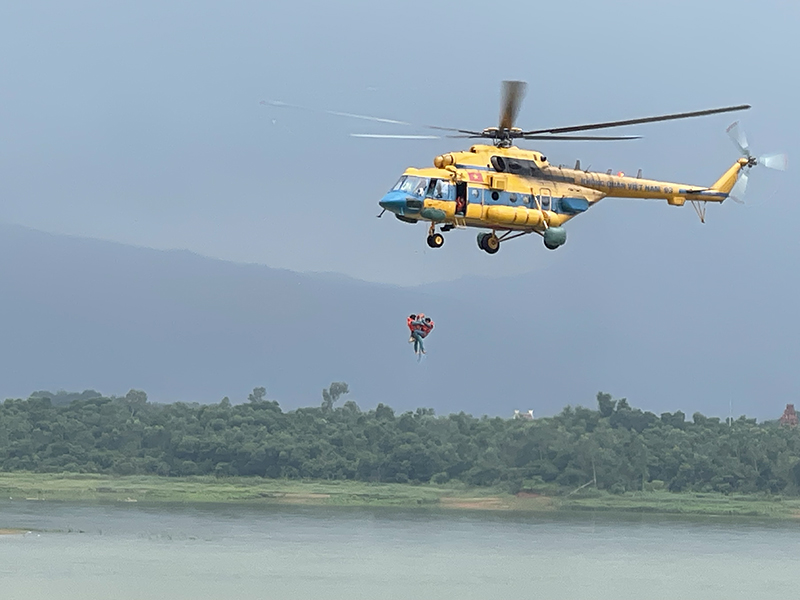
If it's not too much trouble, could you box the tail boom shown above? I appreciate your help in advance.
[710,158,749,195]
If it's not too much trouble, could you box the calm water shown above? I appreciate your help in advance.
[1,501,798,599]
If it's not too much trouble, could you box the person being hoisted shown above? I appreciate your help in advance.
[407,313,434,356]
[407,314,418,344]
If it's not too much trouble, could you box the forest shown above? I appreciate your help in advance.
[1,385,799,496]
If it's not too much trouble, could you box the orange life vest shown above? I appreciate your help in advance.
[408,313,426,333]
[420,318,434,337]
[408,313,425,333]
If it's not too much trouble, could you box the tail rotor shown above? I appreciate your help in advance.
[729,171,748,204]
[726,121,750,156]
[726,121,787,203]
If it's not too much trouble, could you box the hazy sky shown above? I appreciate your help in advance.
[1,1,799,417]
[1,0,797,286]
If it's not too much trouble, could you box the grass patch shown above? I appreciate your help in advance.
[0,473,799,519]
[0,472,511,508]
[557,490,800,518]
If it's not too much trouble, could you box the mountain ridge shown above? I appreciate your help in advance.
[0,222,793,420]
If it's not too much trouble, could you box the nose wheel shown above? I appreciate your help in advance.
[477,232,500,254]
[427,233,445,248]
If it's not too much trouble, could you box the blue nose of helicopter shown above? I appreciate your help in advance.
[379,191,422,216]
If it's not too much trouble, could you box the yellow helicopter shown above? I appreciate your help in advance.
[265,82,786,253]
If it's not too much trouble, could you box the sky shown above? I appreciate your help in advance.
[0,0,799,416]
[1,0,797,285]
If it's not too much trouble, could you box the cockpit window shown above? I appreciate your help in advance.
[392,176,429,197]
[411,178,428,197]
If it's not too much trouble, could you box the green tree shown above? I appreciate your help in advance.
[2,388,800,497]
[321,382,349,411]
[247,387,267,403]
[597,392,616,418]
[124,390,148,417]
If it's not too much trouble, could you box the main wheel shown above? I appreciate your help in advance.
[544,240,560,250]
[481,234,500,254]
[427,233,444,248]
[477,232,488,250]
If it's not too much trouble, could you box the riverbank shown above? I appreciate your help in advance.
[1,473,798,518]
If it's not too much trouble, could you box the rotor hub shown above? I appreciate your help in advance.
[483,127,523,147]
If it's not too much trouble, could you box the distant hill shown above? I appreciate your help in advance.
[0,222,795,419]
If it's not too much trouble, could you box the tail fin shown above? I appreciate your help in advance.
[711,159,748,194]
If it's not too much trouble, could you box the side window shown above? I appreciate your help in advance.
[442,182,454,200]
[428,179,453,200]
[537,188,553,211]
[426,179,437,197]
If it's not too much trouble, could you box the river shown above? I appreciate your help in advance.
[2,501,797,599]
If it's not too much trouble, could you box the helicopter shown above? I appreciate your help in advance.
[264,82,786,253]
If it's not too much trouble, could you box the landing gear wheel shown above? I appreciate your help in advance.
[544,241,559,250]
[427,233,444,248]
[479,233,500,254]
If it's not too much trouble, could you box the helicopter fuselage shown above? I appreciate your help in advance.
[378,144,743,252]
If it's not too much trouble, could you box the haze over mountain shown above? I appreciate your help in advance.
[1,222,795,420]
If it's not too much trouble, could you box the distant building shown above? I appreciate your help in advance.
[513,409,534,421]
[779,404,798,427]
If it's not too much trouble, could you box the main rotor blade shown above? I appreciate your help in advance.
[261,100,411,125]
[522,104,751,135]
[354,132,643,141]
[351,134,442,139]
[427,125,485,136]
[499,81,527,131]
[261,100,480,135]
[758,153,788,171]
[520,134,641,141]
[726,121,750,156]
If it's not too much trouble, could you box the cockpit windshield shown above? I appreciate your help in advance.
[391,176,429,197]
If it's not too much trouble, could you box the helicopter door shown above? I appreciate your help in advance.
[538,188,553,211]
[455,182,467,216]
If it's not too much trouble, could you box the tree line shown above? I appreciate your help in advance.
[1,386,799,495]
